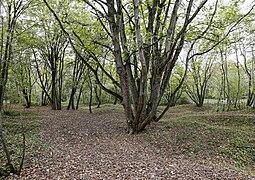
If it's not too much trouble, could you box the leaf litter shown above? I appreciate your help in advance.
[5,106,255,179]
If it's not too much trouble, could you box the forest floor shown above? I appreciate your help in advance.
[1,104,255,179]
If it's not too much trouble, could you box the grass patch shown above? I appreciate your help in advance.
[0,109,39,178]
[154,113,255,175]
[2,109,31,117]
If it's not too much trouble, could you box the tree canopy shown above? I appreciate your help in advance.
[0,0,255,133]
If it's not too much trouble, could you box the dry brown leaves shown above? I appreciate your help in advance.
[5,107,255,179]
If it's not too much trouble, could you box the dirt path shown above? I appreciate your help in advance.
[11,108,255,179]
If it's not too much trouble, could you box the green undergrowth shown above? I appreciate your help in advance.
[154,113,255,175]
[166,104,215,114]
[0,109,39,178]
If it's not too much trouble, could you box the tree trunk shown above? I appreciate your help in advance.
[22,89,31,108]
[67,88,76,110]
[95,85,101,108]
[76,87,83,110]
[88,73,93,113]
[51,68,58,110]
[234,44,241,109]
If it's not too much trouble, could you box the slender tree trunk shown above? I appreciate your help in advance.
[234,44,241,109]
[95,85,101,108]
[22,89,31,108]
[88,74,93,113]
[67,88,76,110]
[51,68,58,110]
[76,87,83,110]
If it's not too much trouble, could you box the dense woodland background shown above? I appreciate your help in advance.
[1,0,255,178]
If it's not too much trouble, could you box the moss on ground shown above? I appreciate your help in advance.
[157,113,255,175]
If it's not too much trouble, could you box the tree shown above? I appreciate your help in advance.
[43,0,215,133]
[240,42,255,107]
[30,2,69,110]
[185,54,214,107]
[13,50,34,108]
[0,0,32,110]
[44,0,255,133]
[218,45,232,111]
[66,55,86,110]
